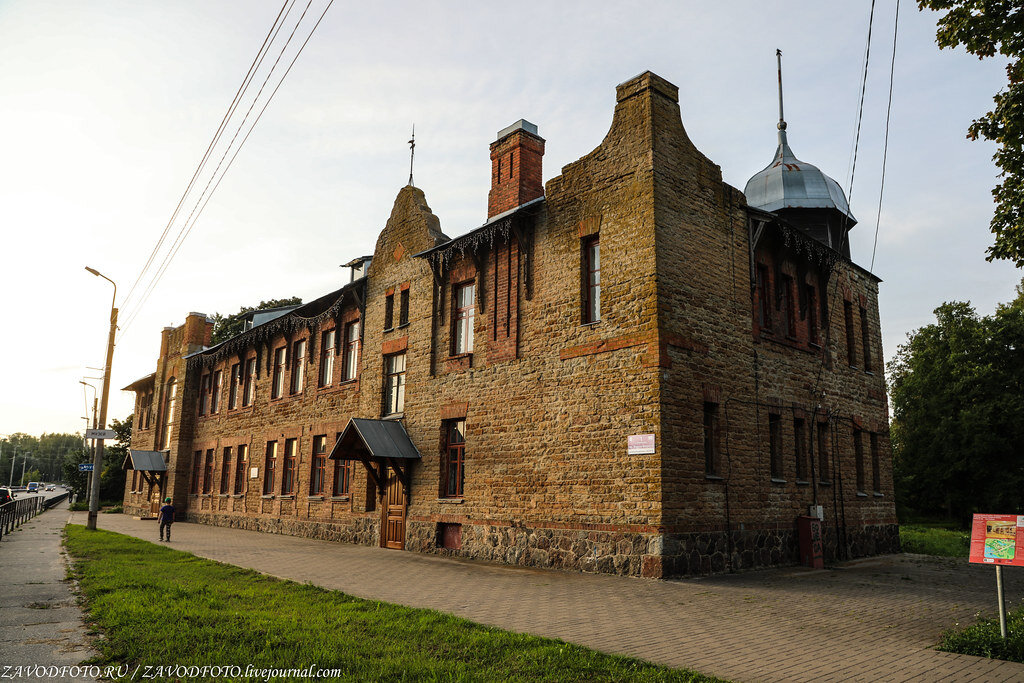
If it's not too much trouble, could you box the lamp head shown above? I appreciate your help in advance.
[85,266,100,276]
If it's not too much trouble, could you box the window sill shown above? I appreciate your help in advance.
[864,370,875,376]
[307,495,324,501]
[437,498,464,504]
[580,320,601,328]
[704,474,724,481]
[218,493,230,498]
[384,327,395,333]
[261,494,275,500]
[770,478,787,485]
[200,493,211,498]
[278,495,295,500]
[856,491,868,498]
[231,494,245,499]
[873,491,885,497]
[818,480,832,486]
[397,323,410,330]
[382,412,404,421]
[330,495,350,502]
[447,352,472,361]
[795,480,810,486]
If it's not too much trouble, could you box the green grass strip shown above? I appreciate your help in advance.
[64,525,722,683]
[899,525,970,558]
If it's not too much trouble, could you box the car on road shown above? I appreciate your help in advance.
[45,485,55,491]
[27,482,39,493]
[0,487,15,505]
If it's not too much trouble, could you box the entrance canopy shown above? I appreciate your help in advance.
[123,450,168,472]
[329,418,421,492]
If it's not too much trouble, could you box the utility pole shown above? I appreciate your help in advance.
[85,266,117,531]
[8,447,17,487]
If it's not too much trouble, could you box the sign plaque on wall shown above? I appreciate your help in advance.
[627,434,656,455]
[249,467,259,479]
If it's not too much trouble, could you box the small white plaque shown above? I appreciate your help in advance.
[628,433,656,455]
[249,467,259,479]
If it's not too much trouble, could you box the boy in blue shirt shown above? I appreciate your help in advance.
[158,497,175,541]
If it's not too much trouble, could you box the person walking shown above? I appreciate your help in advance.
[158,497,175,542]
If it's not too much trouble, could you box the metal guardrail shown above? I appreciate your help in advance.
[43,492,69,510]
[0,495,50,541]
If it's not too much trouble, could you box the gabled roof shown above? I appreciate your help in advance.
[124,450,168,472]
[328,418,421,462]
[122,373,156,392]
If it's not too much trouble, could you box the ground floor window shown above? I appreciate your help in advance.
[442,419,466,498]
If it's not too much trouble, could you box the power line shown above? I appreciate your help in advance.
[120,0,296,315]
[871,0,900,273]
[120,0,335,335]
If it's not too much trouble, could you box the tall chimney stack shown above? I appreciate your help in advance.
[487,119,545,219]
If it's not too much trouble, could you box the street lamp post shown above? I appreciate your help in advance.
[80,381,98,504]
[85,266,117,531]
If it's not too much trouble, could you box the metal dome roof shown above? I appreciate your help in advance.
[744,127,856,223]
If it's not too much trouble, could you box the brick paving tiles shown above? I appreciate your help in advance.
[69,512,1024,682]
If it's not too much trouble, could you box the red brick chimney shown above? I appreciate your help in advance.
[487,120,545,219]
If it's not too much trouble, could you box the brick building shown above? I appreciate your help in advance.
[123,71,898,578]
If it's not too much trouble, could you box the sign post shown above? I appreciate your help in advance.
[968,513,1024,640]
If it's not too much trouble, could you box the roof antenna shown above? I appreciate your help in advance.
[408,125,416,187]
[776,49,788,146]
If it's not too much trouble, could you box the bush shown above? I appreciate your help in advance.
[102,505,123,514]
[939,603,1024,662]
[68,501,89,511]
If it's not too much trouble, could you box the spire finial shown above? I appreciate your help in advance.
[408,125,416,186]
[776,49,788,145]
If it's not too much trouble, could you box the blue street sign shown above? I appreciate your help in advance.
[78,463,94,472]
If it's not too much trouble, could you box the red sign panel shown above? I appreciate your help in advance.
[969,514,1024,566]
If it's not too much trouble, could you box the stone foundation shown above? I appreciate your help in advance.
[186,511,379,547]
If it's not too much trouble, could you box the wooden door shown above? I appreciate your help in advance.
[381,470,406,550]
[149,483,161,516]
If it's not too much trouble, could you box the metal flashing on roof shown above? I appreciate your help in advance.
[124,450,168,472]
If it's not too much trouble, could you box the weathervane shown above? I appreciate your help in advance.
[408,125,416,186]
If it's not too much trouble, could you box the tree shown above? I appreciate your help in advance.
[889,280,1024,524]
[918,1,1024,265]
[22,468,43,486]
[209,297,302,345]
[99,414,132,501]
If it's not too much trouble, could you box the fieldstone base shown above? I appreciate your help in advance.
[186,512,379,547]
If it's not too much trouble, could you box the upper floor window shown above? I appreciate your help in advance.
[442,419,466,498]
[198,373,212,416]
[804,283,820,344]
[778,274,796,338]
[342,321,360,381]
[860,307,873,372]
[210,370,222,414]
[844,301,857,367]
[452,282,475,355]
[383,352,406,415]
[384,292,395,330]
[757,264,772,331]
[399,287,410,326]
[228,363,240,410]
[319,330,335,387]
[582,236,600,324]
[290,339,306,394]
[271,346,286,399]
[242,358,256,407]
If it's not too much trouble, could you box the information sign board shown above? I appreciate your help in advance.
[78,463,94,472]
[969,514,1024,566]
[627,434,656,455]
[85,429,117,440]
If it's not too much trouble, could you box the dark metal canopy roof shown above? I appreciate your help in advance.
[124,450,168,472]
[122,373,156,392]
[329,418,421,462]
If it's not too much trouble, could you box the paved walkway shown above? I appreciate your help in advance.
[71,513,1024,682]
[2,503,97,682]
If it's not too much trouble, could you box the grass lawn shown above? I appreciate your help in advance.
[64,526,722,682]
[899,524,969,557]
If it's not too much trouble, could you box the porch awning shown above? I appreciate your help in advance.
[124,450,168,472]
[328,418,421,492]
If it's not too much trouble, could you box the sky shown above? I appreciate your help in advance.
[0,0,1018,437]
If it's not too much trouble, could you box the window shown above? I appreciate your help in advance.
[220,447,232,494]
[399,288,410,326]
[131,470,139,492]
[844,301,857,367]
[319,330,335,387]
[210,370,222,414]
[383,353,406,415]
[703,402,720,476]
[234,444,248,495]
[870,432,881,493]
[860,307,873,372]
[443,419,466,498]
[769,413,783,479]
[794,417,807,481]
[854,429,865,492]
[342,321,360,381]
[452,282,475,355]
[310,435,326,496]
[384,292,395,330]
[162,379,176,450]
[281,438,297,495]
[757,264,772,330]
[242,358,256,407]
[805,283,820,344]
[271,347,286,399]
[202,448,214,494]
[333,431,351,496]
[817,421,830,482]
[191,450,202,494]
[778,274,796,337]
[228,363,240,409]
[263,441,277,495]
[290,339,306,394]
[198,373,211,416]
[582,236,600,324]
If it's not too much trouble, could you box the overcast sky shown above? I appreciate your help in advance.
[0,0,1017,437]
